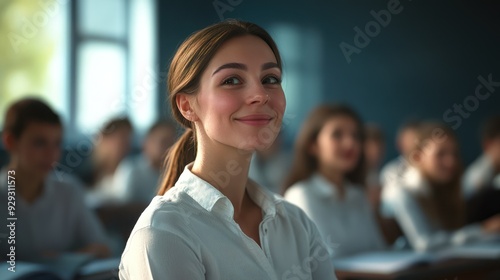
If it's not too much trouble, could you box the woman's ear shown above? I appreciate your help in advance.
[176,93,199,122]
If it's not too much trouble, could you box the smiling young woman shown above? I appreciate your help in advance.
[119,20,336,280]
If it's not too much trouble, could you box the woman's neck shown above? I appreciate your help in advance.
[8,162,45,204]
[318,165,346,198]
[191,140,253,217]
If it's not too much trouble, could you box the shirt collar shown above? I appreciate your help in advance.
[171,163,280,220]
[310,173,357,199]
[402,166,431,195]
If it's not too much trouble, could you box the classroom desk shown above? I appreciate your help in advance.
[336,258,500,280]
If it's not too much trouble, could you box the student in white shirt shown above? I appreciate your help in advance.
[283,105,386,259]
[462,116,500,198]
[114,120,177,204]
[381,122,500,251]
[380,120,420,187]
[0,98,110,261]
[119,20,336,280]
[82,117,133,207]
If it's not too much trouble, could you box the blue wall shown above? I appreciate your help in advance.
[157,0,500,164]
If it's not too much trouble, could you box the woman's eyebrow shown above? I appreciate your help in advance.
[262,62,279,71]
[212,63,246,76]
[212,62,280,76]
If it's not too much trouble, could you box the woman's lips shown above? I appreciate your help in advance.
[235,114,273,126]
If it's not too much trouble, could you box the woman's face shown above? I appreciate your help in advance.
[10,122,62,177]
[185,35,286,152]
[417,137,460,184]
[313,116,361,174]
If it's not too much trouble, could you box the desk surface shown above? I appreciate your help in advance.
[336,258,500,280]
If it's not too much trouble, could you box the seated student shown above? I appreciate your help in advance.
[249,132,291,194]
[364,124,385,190]
[0,98,110,261]
[463,116,500,198]
[81,117,133,207]
[119,20,335,279]
[284,105,386,259]
[380,120,420,187]
[114,120,177,204]
[381,122,500,251]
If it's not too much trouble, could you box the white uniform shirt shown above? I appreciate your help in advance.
[114,155,160,204]
[0,168,108,261]
[284,174,386,259]
[382,166,486,251]
[462,154,500,198]
[119,164,336,280]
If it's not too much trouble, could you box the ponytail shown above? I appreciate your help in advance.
[157,128,196,195]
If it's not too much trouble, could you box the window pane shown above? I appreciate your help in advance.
[0,0,68,128]
[76,42,126,133]
[78,0,126,38]
[129,0,157,134]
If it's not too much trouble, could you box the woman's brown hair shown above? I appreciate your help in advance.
[157,20,283,195]
[282,104,366,194]
[410,122,465,230]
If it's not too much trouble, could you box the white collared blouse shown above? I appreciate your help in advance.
[119,164,336,280]
[284,173,386,259]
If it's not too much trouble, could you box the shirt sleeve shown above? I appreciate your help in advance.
[392,188,484,251]
[119,227,205,280]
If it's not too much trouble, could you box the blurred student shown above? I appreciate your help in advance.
[0,98,110,261]
[363,124,386,210]
[381,122,500,251]
[380,120,420,187]
[114,120,177,204]
[284,105,386,259]
[83,117,133,206]
[463,116,500,198]
[249,132,291,194]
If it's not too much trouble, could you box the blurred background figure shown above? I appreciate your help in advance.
[114,120,177,204]
[463,116,500,198]
[79,117,133,207]
[380,120,420,188]
[284,104,387,259]
[0,98,110,261]
[381,122,500,251]
[249,132,291,194]
[363,124,386,210]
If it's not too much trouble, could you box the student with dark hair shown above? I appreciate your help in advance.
[381,122,500,251]
[0,98,110,261]
[119,20,335,279]
[463,116,500,198]
[284,104,386,259]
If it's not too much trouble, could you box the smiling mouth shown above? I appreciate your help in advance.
[235,115,274,126]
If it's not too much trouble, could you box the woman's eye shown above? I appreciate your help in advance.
[263,76,281,84]
[222,77,242,85]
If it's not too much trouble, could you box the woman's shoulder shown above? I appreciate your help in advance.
[283,177,316,198]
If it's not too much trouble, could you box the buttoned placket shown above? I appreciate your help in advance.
[223,211,278,280]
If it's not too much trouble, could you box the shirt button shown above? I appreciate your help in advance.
[264,228,268,234]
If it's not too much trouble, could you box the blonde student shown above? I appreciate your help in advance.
[119,20,336,280]
[284,105,386,259]
[381,122,500,251]
[0,98,110,261]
